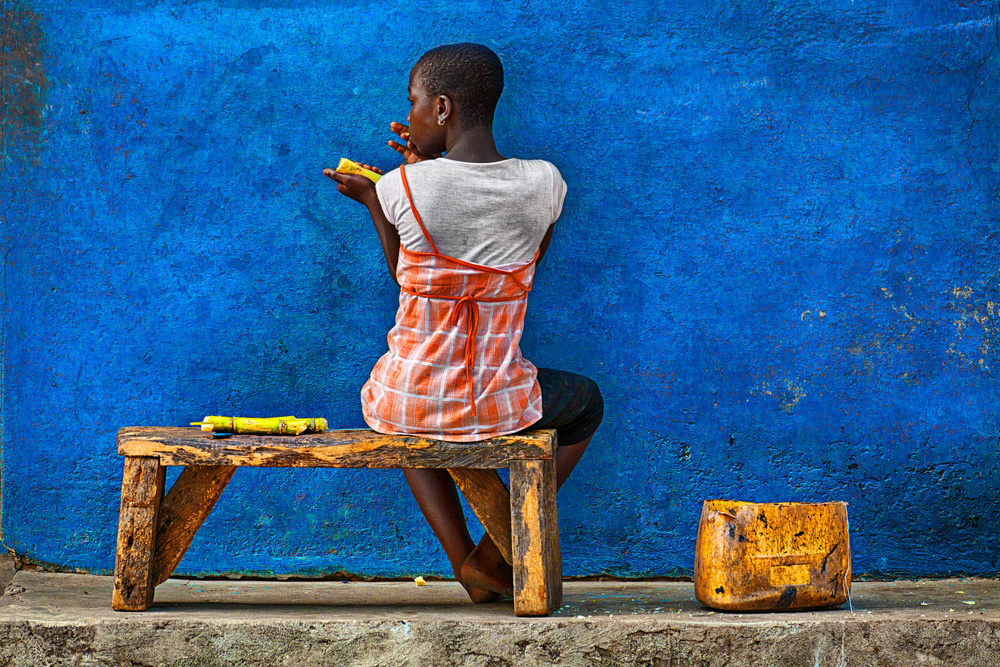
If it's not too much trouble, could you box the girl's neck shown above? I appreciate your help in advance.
[443,125,506,163]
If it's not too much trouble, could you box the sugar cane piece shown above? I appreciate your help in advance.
[196,416,296,433]
[336,158,381,183]
[305,417,329,432]
[224,417,302,435]
[191,416,297,432]
[189,416,328,436]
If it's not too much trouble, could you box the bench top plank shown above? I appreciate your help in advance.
[117,427,555,468]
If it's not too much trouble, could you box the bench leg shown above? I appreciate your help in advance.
[448,468,513,565]
[113,456,165,611]
[152,465,237,586]
[509,458,562,616]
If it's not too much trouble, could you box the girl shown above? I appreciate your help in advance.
[324,43,603,603]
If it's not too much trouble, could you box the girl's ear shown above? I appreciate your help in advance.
[437,94,453,124]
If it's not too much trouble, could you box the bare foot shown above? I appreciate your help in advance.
[462,581,500,604]
[461,540,514,598]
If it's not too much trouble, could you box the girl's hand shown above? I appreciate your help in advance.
[323,163,382,204]
[388,122,442,163]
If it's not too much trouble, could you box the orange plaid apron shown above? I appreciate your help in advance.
[361,165,543,442]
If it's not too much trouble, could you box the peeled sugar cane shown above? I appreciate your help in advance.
[336,158,381,183]
[190,415,329,435]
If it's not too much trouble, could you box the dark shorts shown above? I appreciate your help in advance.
[521,368,604,446]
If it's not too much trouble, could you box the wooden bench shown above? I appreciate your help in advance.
[112,427,561,616]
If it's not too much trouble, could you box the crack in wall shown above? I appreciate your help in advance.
[964,2,1000,170]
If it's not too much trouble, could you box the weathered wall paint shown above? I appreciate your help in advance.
[1,1,998,578]
[1,2,46,158]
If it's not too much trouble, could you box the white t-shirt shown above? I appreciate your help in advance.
[375,157,567,267]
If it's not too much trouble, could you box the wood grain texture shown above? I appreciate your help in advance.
[509,458,562,617]
[112,457,165,611]
[117,427,556,468]
[152,466,237,586]
[448,468,513,565]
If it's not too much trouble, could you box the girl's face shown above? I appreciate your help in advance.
[406,66,449,156]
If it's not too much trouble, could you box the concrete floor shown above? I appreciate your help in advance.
[2,568,1000,666]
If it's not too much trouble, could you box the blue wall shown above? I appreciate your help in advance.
[2,0,998,578]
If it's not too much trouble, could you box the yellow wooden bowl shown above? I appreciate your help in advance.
[694,500,851,611]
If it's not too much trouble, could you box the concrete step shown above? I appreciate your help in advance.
[2,571,998,666]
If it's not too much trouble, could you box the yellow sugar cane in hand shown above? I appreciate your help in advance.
[336,158,381,183]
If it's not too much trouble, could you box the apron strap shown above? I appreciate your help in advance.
[399,165,440,254]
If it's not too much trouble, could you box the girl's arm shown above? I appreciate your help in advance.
[323,166,401,285]
[536,223,555,264]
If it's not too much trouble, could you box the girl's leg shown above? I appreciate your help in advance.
[461,435,593,596]
[554,436,592,489]
[401,468,498,603]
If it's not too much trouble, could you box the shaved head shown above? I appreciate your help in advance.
[414,43,504,127]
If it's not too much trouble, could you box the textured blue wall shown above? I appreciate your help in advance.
[2,0,998,578]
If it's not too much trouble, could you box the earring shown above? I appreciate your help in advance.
[437,116,446,125]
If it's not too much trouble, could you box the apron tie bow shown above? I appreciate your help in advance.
[450,295,481,416]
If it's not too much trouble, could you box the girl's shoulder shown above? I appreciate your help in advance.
[410,157,563,183]
[377,158,565,204]
[509,158,563,181]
